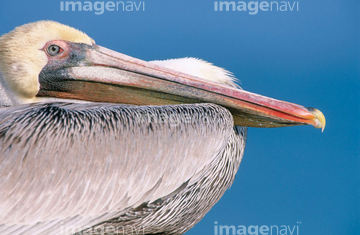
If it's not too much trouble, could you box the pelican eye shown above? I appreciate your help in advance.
[47,44,62,56]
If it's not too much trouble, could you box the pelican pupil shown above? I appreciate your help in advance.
[47,45,61,56]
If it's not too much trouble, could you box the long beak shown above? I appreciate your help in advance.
[38,43,326,130]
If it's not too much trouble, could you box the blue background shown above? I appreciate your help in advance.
[0,0,359,234]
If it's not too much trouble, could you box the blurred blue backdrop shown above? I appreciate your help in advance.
[0,0,358,234]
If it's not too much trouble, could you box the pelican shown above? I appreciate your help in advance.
[0,21,325,235]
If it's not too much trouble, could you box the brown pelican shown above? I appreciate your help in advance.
[0,21,325,235]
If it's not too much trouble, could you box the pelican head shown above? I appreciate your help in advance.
[0,20,325,130]
[0,21,93,101]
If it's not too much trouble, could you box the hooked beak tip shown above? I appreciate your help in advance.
[307,107,326,132]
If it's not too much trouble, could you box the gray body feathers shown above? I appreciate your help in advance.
[0,103,246,234]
